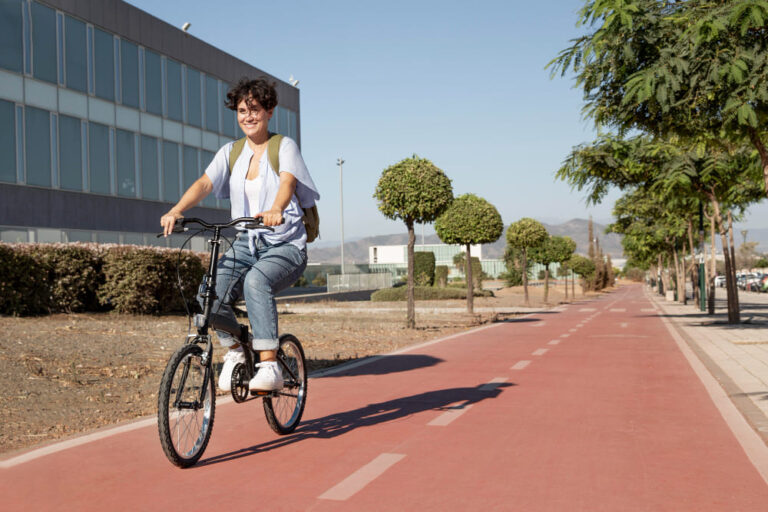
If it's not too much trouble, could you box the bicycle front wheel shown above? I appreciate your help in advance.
[263,334,307,435]
[157,344,215,467]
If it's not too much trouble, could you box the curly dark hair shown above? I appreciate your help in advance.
[225,77,278,112]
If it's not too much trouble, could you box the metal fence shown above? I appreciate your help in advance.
[327,272,392,293]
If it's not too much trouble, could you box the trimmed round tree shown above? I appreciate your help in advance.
[529,235,576,303]
[435,194,503,314]
[374,155,453,328]
[506,218,548,306]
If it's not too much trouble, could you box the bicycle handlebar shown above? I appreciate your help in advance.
[157,216,284,237]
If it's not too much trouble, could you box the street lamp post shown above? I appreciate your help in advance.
[337,158,345,275]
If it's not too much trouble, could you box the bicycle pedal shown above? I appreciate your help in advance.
[250,390,271,396]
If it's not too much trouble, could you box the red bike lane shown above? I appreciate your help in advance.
[2,284,768,511]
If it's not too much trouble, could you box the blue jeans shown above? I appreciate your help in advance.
[203,234,307,351]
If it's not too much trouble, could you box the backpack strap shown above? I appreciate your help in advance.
[267,133,283,175]
[228,133,284,176]
[228,137,247,175]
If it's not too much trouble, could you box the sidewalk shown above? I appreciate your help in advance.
[648,287,768,443]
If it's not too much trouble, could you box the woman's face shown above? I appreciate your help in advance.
[237,97,273,140]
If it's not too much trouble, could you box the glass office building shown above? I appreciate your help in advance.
[0,0,301,248]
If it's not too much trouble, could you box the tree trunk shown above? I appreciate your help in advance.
[657,254,664,295]
[564,266,569,300]
[406,219,416,329]
[710,197,740,323]
[522,248,529,306]
[727,210,741,316]
[687,219,698,306]
[673,247,683,304]
[706,205,716,315]
[572,270,576,298]
[544,264,550,303]
[465,243,474,314]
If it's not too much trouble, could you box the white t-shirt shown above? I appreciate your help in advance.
[244,175,263,220]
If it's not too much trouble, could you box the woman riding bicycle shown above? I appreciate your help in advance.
[160,77,319,393]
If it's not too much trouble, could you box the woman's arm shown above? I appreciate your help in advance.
[256,171,298,226]
[160,175,214,236]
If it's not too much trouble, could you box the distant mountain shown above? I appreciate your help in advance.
[307,218,623,264]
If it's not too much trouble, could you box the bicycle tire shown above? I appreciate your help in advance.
[157,343,215,467]
[263,334,307,435]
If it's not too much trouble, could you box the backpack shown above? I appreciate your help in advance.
[228,133,320,243]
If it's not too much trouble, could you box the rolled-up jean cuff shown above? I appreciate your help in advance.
[215,332,238,348]
[252,338,279,351]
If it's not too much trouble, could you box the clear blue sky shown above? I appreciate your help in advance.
[126,0,768,242]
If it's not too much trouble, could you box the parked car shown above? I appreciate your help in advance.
[714,275,726,287]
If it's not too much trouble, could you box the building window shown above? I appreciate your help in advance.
[204,74,219,133]
[120,39,139,108]
[58,114,82,191]
[162,140,179,202]
[0,0,23,73]
[88,121,111,194]
[165,59,182,121]
[144,49,162,115]
[140,135,159,200]
[278,107,289,138]
[186,67,201,127]
[93,28,114,101]
[0,99,15,183]
[116,128,136,197]
[31,1,56,83]
[64,15,87,92]
[25,106,51,186]
[200,149,216,208]
[221,94,236,137]
[182,145,198,192]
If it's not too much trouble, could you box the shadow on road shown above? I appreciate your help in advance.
[196,382,515,468]
[313,354,444,378]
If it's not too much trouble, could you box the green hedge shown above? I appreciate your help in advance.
[0,243,206,316]
[371,286,493,302]
[435,265,449,287]
[414,251,436,286]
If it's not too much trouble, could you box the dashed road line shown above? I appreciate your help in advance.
[548,339,561,345]
[511,360,531,370]
[478,377,508,391]
[532,348,548,356]
[531,321,546,328]
[318,453,406,501]
[579,308,596,312]
[620,322,628,328]
[560,333,570,338]
[428,404,474,426]
[609,308,626,313]
[569,328,577,332]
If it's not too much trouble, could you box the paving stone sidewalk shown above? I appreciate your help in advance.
[649,286,768,443]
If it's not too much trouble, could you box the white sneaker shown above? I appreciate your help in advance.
[218,348,245,391]
[249,361,284,391]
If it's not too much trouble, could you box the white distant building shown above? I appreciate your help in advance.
[368,243,506,279]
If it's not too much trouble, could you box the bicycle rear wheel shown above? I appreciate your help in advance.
[263,334,307,435]
[157,344,215,467]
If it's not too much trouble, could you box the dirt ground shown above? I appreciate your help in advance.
[0,281,592,455]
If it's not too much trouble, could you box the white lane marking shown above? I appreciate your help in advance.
[0,416,158,469]
[620,323,628,328]
[560,333,570,338]
[641,308,656,313]
[511,360,531,370]
[548,339,561,345]
[532,348,549,356]
[531,321,546,328]
[610,308,626,313]
[580,308,596,312]
[318,453,406,501]
[428,403,474,426]
[569,328,578,332]
[478,377,508,391]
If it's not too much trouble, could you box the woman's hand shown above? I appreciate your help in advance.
[160,210,184,236]
[255,209,283,227]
